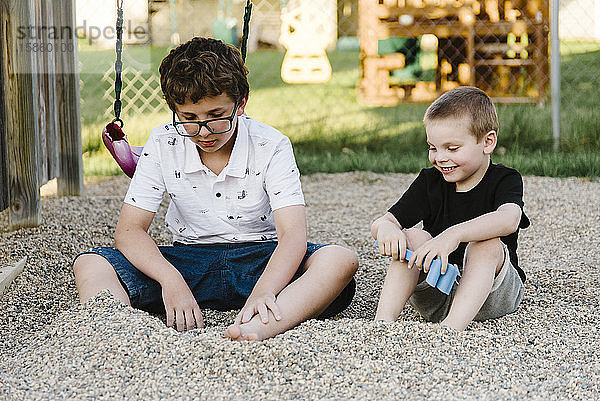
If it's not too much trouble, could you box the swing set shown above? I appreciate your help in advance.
[102,0,254,178]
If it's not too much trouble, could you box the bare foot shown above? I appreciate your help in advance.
[224,323,261,341]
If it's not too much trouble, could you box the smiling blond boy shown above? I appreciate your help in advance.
[371,86,530,330]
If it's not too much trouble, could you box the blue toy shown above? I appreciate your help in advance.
[374,242,459,295]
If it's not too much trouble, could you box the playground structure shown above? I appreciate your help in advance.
[279,0,337,83]
[122,1,550,100]
[358,0,550,105]
[0,0,82,230]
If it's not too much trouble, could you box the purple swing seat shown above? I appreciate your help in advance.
[102,122,143,178]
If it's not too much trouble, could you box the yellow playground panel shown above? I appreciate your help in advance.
[358,0,550,105]
[279,0,337,84]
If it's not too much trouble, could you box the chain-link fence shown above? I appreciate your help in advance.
[77,0,599,152]
[358,0,549,105]
[556,0,600,149]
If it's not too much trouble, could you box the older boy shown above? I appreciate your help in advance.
[371,86,529,331]
[73,37,357,340]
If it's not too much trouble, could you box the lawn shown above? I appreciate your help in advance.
[80,42,600,177]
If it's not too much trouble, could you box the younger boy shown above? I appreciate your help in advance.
[73,37,357,340]
[371,86,529,331]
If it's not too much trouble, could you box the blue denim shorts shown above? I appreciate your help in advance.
[77,241,355,318]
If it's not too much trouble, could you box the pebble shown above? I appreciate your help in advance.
[0,173,599,400]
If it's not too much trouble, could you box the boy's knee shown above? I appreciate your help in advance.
[326,245,358,277]
[73,254,104,277]
[339,246,359,276]
[73,254,90,275]
[404,228,432,250]
[466,238,503,254]
[465,238,504,269]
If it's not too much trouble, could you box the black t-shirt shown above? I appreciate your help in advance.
[388,162,530,282]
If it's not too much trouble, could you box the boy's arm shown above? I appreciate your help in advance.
[115,203,203,331]
[236,204,307,325]
[371,212,408,260]
[408,203,522,273]
[375,169,430,260]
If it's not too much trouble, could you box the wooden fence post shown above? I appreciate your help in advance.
[0,2,6,213]
[0,0,42,229]
[32,0,60,185]
[53,0,82,197]
[41,0,59,182]
[32,0,48,185]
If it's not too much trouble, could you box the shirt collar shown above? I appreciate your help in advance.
[182,116,249,177]
[226,116,249,178]
[183,136,208,174]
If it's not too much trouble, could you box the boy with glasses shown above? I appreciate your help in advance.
[73,37,358,341]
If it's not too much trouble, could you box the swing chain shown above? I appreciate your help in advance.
[111,0,250,125]
[112,0,124,127]
[240,0,253,61]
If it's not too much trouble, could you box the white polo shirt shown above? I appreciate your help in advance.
[124,115,305,244]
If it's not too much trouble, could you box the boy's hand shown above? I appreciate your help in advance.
[161,275,204,332]
[408,230,460,274]
[375,219,407,261]
[236,292,282,325]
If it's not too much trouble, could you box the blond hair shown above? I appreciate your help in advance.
[424,86,498,141]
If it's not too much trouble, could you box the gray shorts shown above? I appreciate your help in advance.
[408,243,524,323]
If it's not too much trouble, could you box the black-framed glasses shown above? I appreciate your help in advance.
[172,101,239,137]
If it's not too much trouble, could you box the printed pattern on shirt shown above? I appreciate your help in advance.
[124,115,304,244]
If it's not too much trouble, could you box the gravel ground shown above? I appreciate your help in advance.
[1,172,599,400]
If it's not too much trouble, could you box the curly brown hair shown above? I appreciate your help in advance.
[423,86,498,142]
[159,37,249,111]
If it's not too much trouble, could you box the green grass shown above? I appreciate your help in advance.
[81,42,600,178]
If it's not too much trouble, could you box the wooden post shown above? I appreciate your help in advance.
[40,0,60,181]
[31,0,60,184]
[0,5,7,212]
[32,0,48,185]
[0,0,42,229]
[53,0,82,197]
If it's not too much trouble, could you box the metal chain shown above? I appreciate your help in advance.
[241,0,252,61]
[112,0,249,123]
[113,0,124,126]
